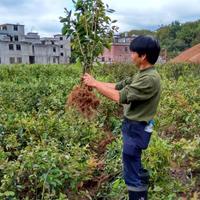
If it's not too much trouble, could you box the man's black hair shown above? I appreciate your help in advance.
[129,35,160,64]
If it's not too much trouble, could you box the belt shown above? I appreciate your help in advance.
[123,117,148,125]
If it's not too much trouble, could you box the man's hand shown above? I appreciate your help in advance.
[83,73,97,88]
[83,73,119,103]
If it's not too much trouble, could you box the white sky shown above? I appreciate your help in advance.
[0,0,199,37]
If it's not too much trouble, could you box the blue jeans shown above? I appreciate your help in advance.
[122,118,152,191]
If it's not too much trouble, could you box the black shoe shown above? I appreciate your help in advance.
[128,190,148,200]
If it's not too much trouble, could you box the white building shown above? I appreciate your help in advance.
[0,23,71,65]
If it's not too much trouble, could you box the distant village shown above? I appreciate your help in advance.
[2,23,196,65]
[0,23,70,65]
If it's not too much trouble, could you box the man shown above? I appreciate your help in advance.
[83,35,161,200]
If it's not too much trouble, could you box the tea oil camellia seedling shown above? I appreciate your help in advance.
[60,0,118,118]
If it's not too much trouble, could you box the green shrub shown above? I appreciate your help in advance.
[0,63,199,199]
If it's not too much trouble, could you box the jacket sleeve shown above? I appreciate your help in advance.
[119,75,157,104]
[115,77,132,90]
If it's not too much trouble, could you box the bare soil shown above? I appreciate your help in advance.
[170,43,200,64]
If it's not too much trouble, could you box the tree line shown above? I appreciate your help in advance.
[123,19,200,58]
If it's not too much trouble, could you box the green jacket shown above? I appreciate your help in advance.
[115,67,161,122]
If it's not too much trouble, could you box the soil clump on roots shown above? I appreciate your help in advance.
[66,84,100,118]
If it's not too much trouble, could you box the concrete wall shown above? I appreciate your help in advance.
[99,36,136,63]
[34,44,60,64]
[0,41,32,64]
[54,35,71,63]
[0,24,71,65]
[100,44,132,63]
[0,41,63,65]
[24,32,41,44]
[0,24,25,36]
[0,24,25,41]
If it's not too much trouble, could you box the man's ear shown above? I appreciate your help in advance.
[141,54,147,61]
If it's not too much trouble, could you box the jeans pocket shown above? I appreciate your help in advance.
[122,120,130,135]
[123,134,141,156]
[140,132,152,149]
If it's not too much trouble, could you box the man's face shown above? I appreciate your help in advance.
[131,52,141,67]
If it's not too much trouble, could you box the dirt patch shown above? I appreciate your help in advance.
[66,84,100,118]
[170,161,200,199]
[78,132,116,199]
[66,173,111,200]
[170,43,200,64]
[170,168,191,185]
[160,124,182,141]
[66,132,116,199]
[90,131,116,156]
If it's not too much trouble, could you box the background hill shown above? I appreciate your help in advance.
[122,19,200,59]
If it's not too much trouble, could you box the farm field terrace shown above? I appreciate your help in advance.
[0,63,199,199]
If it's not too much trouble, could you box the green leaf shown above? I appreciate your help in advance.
[62,26,68,35]
[60,17,67,23]
[153,186,163,192]
[4,191,15,197]
[112,20,117,23]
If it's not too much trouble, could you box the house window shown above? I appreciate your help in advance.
[125,47,128,52]
[41,41,45,45]
[51,41,55,45]
[53,47,56,52]
[60,45,63,48]
[60,37,63,40]
[10,57,15,64]
[17,57,22,63]
[60,52,63,56]
[9,44,14,50]
[14,25,18,31]
[53,57,56,63]
[115,38,119,43]
[101,57,105,62]
[16,44,21,51]
[2,26,7,30]
[32,45,35,53]
[14,35,19,41]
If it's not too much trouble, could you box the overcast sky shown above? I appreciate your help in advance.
[0,0,199,37]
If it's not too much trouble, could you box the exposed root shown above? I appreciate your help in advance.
[66,84,100,118]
